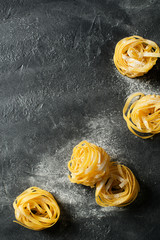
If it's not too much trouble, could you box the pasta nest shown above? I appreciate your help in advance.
[68,140,110,187]
[13,187,60,230]
[95,162,140,207]
[123,92,160,139]
[114,35,160,78]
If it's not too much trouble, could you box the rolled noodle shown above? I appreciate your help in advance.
[68,140,110,187]
[114,35,160,78]
[13,187,60,230]
[123,92,160,139]
[95,163,140,207]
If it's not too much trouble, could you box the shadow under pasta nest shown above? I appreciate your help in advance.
[42,198,76,237]
[133,58,160,85]
[151,133,160,142]
[124,181,152,212]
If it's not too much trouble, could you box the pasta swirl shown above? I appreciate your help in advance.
[13,187,60,230]
[113,35,160,78]
[95,163,140,207]
[123,92,160,139]
[68,140,110,187]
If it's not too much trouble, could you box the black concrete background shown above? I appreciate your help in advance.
[0,0,160,239]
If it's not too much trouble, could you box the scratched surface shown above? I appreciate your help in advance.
[0,0,160,239]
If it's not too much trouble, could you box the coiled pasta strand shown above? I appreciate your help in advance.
[123,92,160,138]
[13,187,60,230]
[68,140,110,187]
[95,162,140,207]
[114,35,160,78]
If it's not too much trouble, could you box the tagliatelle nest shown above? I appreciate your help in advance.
[68,140,110,187]
[95,163,140,207]
[13,187,60,230]
[114,35,160,78]
[123,92,160,139]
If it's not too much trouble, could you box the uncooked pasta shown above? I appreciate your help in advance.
[123,92,160,139]
[114,35,160,78]
[68,140,110,187]
[13,187,60,230]
[95,162,140,207]
[68,141,140,207]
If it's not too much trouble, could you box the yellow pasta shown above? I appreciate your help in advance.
[113,35,160,78]
[68,141,140,207]
[68,140,110,187]
[13,187,60,231]
[95,162,140,207]
[123,92,160,139]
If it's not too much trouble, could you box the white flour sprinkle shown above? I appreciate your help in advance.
[113,68,159,97]
[83,113,125,158]
[27,130,124,219]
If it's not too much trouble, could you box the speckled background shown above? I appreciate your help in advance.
[0,0,160,239]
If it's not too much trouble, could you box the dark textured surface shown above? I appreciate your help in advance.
[0,0,160,239]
